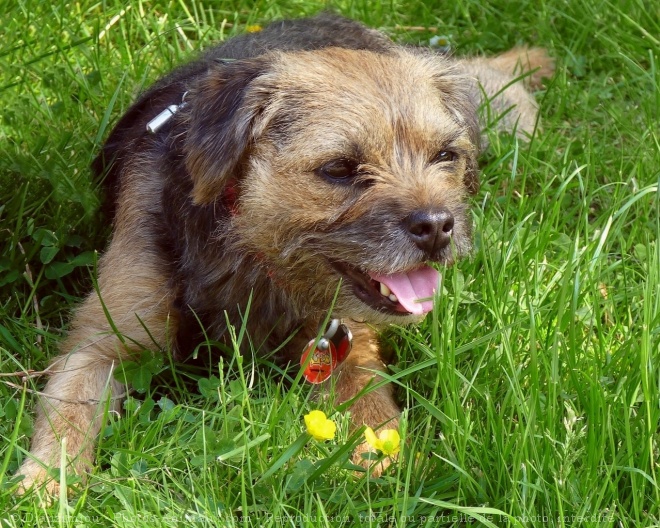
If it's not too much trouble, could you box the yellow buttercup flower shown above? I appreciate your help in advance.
[245,24,263,33]
[304,410,336,441]
[364,427,401,456]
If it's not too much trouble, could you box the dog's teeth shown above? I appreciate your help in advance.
[380,283,391,297]
[389,293,398,303]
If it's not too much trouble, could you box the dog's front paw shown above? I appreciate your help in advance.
[15,461,61,504]
[352,440,398,477]
[352,424,401,477]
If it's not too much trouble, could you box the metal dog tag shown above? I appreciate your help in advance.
[146,104,181,134]
[146,92,189,134]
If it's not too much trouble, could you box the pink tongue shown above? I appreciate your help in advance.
[370,266,440,315]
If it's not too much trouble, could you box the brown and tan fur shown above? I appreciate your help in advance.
[17,14,553,495]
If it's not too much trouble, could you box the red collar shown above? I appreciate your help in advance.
[223,179,240,216]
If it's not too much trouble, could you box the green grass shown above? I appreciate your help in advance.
[1,0,659,525]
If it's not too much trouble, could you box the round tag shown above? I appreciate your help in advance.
[301,339,337,384]
[300,319,353,384]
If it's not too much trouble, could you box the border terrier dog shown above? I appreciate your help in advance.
[17,13,553,494]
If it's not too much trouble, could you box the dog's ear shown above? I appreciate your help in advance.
[184,57,275,205]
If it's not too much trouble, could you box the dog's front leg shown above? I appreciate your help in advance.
[16,241,174,497]
[333,324,400,474]
[17,330,127,497]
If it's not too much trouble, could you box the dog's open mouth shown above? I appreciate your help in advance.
[331,261,440,316]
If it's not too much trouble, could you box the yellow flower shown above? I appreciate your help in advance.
[245,24,262,33]
[304,410,336,441]
[364,427,401,456]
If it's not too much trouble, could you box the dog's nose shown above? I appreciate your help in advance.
[403,208,454,256]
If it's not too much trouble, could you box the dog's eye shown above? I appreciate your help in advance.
[318,158,359,182]
[431,150,457,164]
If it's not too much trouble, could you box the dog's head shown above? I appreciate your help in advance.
[184,47,480,324]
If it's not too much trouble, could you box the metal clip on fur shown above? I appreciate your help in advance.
[146,91,189,134]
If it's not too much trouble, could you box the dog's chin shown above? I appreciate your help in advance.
[334,294,428,326]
